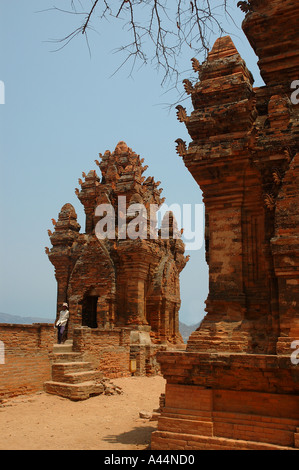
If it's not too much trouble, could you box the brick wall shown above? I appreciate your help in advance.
[152,351,299,449]
[72,326,131,378]
[0,324,56,399]
[152,383,299,449]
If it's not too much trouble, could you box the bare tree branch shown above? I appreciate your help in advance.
[46,0,230,85]
[82,0,99,34]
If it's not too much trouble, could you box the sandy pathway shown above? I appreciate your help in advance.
[0,375,165,450]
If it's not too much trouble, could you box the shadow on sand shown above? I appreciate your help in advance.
[103,425,157,448]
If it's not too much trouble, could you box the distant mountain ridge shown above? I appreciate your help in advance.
[0,312,54,325]
[179,321,201,343]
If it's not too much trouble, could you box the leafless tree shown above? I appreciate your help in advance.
[46,0,232,86]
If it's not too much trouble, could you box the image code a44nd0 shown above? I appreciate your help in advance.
[146,454,195,465]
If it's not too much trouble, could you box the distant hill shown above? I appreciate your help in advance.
[0,312,54,325]
[179,321,201,343]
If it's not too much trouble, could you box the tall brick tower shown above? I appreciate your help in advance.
[152,0,299,450]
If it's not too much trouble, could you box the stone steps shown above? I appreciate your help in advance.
[52,361,94,374]
[61,369,102,384]
[50,352,85,363]
[52,362,103,383]
[52,342,74,354]
[44,342,104,400]
[44,380,105,401]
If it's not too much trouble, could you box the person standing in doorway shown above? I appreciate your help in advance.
[55,302,69,344]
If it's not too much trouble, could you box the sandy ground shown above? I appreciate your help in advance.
[0,376,165,450]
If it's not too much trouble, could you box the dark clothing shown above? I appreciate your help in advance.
[57,325,66,344]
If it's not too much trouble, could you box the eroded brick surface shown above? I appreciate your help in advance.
[152,0,299,450]
[0,324,55,399]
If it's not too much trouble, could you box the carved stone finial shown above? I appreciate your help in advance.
[175,105,190,124]
[284,148,292,163]
[264,193,275,210]
[47,229,53,237]
[191,57,201,73]
[175,139,187,158]
[78,178,83,186]
[237,1,252,13]
[183,79,194,95]
[272,169,282,186]
[115,141,129,153]
[82,171,86,178]
[51,218,57,226]
[45,247,50,255]
[75,188,80,196]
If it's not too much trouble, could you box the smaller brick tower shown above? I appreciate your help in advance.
[46,142,188,375]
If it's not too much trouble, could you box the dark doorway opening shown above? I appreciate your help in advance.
[82,295,98,328]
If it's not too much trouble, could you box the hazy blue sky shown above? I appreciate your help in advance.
[0,1,264,325]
